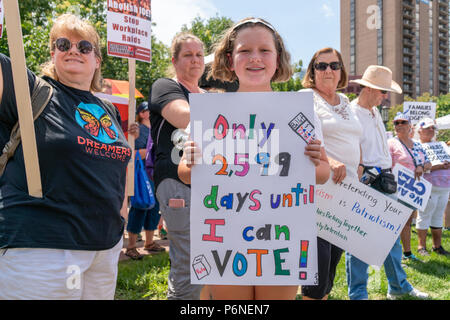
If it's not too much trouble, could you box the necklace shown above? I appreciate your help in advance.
[315,90,350,120]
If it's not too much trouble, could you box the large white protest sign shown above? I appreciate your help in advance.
[422,142,450,166]
[190,92,318,286]
[392,163,432,211]
[107,0,152,63]
[316,178,411,266]
[403,101,436,124]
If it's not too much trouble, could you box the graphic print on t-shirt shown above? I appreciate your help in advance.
[75,102,119,144]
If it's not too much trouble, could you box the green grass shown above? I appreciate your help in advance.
[115,252,170,300]
[326,226,450,300]
[115,227,450,300]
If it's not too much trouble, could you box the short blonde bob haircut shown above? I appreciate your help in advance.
[302,47,348,90]
[209,17,293,83]
[41,14,103,92]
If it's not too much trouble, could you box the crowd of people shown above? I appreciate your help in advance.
[0,13,448,300]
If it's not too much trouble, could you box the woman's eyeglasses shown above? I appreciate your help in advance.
[54,38,94,55]
[394,121,409,126]
[314,62,342,71]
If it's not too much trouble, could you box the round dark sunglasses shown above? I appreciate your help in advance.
[314,61,342,71]
[54,38,94,54]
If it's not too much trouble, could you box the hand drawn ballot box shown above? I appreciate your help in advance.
[192,255,211,280]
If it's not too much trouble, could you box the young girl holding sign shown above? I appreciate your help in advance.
[178,17,330,300]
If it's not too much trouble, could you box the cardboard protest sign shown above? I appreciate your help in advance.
[316,177,411,266]
[190,92,318,286]
[403,102,436,124]
[392,163,432,211]
[94,93,129,138]
[422,142,450,166]
[107,0,152,62]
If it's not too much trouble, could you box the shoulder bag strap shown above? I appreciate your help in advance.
[397,137,418,168]
[0,77,53,175]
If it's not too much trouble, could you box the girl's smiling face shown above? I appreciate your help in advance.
[230,26,278,92]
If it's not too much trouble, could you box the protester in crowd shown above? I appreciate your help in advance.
[415,118,450,256]
[125,101,164,260]
[347,65,429,300]
[299,47,362,300]
[0,13,139,299]
[388,112,432,260]
[178,17,330,300]
[149,32,206,300]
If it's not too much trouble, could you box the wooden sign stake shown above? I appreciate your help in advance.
[127,58,136,196]
[4,0,42,198]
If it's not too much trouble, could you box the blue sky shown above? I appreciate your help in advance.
[152,0,340,66]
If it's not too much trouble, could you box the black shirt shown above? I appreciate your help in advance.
[0,54,130,250]
[149,78,190,190]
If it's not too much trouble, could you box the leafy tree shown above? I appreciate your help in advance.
[181,15,234,55]
[272,59,304,92]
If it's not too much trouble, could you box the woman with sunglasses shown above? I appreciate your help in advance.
[388,113,431,261]
[0,14,139,299]
[300,47,363,300]
[415,118,450,257]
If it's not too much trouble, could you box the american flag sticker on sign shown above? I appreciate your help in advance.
[288,112,315,144]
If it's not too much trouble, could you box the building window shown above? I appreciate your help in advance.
[429,0,434,93]
[415,0,421,97]
[350,0,356,75]
[377,0,383,65]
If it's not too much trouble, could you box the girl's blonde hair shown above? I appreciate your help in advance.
[302,47,348,90]
[41,14,103,92]
[209,17,293,83]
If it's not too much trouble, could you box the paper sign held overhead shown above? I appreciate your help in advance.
[107,0,152,63]
[403,102,436,124]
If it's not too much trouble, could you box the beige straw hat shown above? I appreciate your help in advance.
[350,65,402,94]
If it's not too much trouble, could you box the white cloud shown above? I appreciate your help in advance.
[151,0,219,46]
[321,3,335,18]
